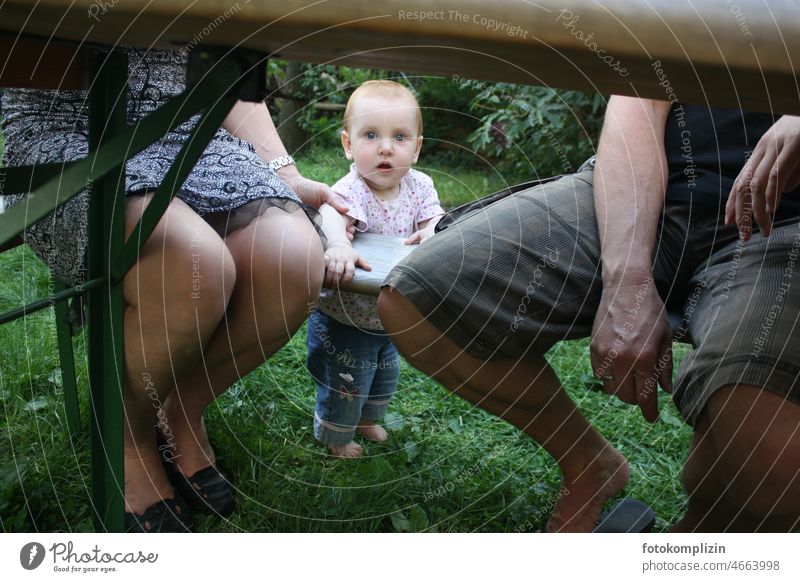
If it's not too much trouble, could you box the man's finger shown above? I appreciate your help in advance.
[635,371,659,423]
[609,366,638,405]
[736,184,753,241]
[658,339,674,394]
[724,189,737,226]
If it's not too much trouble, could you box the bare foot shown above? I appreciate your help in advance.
[546,446,630,532]
[124,447,175,515]
[329,442,364,459]
[356,421,388,443]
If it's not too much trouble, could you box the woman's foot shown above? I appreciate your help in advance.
[356,420,388,443]
[124,446,193,532]
[159,396,235,516]
[124,446,176,514]
[329,441,364,458]
[546,446,630,532]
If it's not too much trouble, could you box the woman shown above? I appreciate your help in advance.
[2,48,336,531]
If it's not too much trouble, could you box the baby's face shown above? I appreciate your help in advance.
[342,94,422,196]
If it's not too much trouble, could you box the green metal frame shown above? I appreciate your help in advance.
[0,45,264,531]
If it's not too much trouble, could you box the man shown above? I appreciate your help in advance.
[379,95,800,532]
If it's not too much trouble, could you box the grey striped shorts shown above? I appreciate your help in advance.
[384,169,800,425]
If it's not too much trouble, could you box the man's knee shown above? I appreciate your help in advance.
[377,287,413,336]
[378,287,465,385]
[378,287,428,363]
[703,384,800,514]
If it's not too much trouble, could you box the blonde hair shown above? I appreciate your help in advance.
[343,80,423,135]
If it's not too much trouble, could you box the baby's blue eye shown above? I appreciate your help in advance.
[366,131,377,140]
[394,134,406,142]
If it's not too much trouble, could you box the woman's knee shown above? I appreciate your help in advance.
[278,213,325,298]
[238,210,324,305]
[225,209,324,329]
[124,197,236,320]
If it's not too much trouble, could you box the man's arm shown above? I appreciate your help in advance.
[592,95,673,422]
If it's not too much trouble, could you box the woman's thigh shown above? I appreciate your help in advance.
[222,207,324,323]
[123,194,235,327]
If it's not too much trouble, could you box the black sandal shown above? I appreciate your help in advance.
[156,428,236,517]
[124,496,194,533]
[167,464,236,518]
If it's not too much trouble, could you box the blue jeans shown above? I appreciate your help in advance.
[306,310,400,446]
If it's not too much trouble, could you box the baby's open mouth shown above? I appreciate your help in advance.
[377,161,393,171]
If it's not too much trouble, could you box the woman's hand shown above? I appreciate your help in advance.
[276,166,349,213]
[323,243,372,288]
[725,115,800,240]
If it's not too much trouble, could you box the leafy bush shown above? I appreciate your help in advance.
[269,61,389,147]
[466,83,606,179]
[269,62,606,181]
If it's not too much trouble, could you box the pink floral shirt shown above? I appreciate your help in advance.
[318,165,444,330]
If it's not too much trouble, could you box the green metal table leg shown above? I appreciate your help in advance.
[87,49,127,533]
[52,280,81,437]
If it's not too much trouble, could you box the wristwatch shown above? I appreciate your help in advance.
[268,154,296,172]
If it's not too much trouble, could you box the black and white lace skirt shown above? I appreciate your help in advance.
[1,48,313,285]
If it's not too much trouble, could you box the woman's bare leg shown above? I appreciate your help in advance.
[378,287,629,532]
[123,195,235,514]
[163,208,324,476]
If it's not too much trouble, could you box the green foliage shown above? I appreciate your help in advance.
[286,62,390,147]
[466,83,606,179]
[412,76,481,160]
[272,61,606,183]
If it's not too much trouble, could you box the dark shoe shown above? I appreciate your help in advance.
[167,464,236,518]
[124,496,194,533]
[156,428,235,517]
[593,498,655,533]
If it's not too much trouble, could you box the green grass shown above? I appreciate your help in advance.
[0,146,693,532]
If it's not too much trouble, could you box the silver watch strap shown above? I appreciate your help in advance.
[268,154,296,172]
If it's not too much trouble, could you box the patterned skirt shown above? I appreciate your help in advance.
[1,48,315,285]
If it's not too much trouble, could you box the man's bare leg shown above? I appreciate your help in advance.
[379,288,629,532]
[672,385,800,532]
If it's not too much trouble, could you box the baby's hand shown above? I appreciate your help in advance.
[405,225,437,245]
[324,243,372,287]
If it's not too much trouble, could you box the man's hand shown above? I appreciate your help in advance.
[725,115,800,240]
[590,272,673,423]
[323,243,372,288]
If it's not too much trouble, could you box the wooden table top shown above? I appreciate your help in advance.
[0,0,798,113]
[344,232,416,296]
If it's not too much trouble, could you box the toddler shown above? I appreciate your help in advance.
[308,80,444,458]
